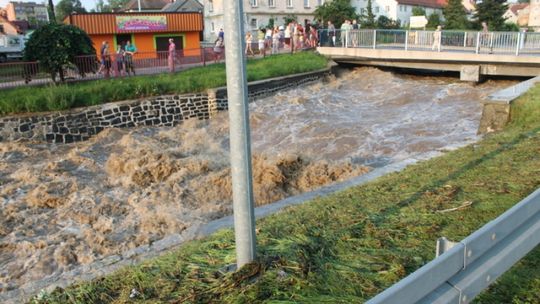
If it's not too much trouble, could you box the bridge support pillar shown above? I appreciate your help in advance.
[460,65,481,82]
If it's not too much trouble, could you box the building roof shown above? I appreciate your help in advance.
[120,0,171,12]
[162,0,203,12]
[0,15,23,34]
[396,0,446,9]
[65,12,203,34]
[509,3,529,16]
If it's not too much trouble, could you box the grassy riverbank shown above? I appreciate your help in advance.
[31,85,540,303]
[0,52,327,115]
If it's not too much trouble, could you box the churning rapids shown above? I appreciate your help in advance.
[0,67,516,294]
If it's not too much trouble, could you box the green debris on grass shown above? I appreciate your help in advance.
[0,52,328,115]
[30,84,540,303]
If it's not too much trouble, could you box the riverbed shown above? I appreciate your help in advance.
[0,67,516,295]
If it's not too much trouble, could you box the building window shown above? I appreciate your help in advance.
[268,0,275,7]
[250,18,258,28]
[304,0,310,8]
[385,5,389,12]
[317,0,324,5]
[360,8,365,14]
[287,0,293,7]
[208,0,213,12]
[211,22,215,32]
[251,0,258,7]
[374,6,379,13]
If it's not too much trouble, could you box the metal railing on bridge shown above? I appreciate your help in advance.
[366,188,540,304]
[318,29,540,56]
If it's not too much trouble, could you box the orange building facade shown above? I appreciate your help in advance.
[65,12,203,57]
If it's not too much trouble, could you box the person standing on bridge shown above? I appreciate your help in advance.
[432,25,442,51]
[340,20,351,47]
[481,22,493,54]
[351,19,359,47]
[327,21,336,47]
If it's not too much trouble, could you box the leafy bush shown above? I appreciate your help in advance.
[376,16,400,29]
[23,23,96,82]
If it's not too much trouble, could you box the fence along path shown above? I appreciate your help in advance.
[0,47,222,90]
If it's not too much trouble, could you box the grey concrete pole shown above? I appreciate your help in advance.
[223,0,257,267]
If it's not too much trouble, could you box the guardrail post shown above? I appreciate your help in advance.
[464,32,467,47]
[516,32,521,56]
[373,30,377,49]
[405,30,408,51]
[476,32,480,54]
[436,237,459,258]
[438,31,442,52]
[345,30,349,48]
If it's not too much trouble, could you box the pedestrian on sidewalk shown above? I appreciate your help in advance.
[168,38,176,73]
[124,41,137,76]
[245,31,254,56]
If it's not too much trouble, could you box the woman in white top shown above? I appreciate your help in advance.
[245,32,254,56]
[272,29,280,54]
[284,24,291,48]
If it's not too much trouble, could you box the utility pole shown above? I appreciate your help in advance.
[223,0,257,268]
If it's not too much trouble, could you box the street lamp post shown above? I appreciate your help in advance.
[223,0,257,268]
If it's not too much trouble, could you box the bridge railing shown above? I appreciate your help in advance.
[318,29,540,56]
[365,187,540,304]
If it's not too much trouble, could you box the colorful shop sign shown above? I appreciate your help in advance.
[116,16,167,31]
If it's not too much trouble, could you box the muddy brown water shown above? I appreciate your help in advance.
[0,67,516,294]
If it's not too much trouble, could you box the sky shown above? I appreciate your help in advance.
[0,0,525,15]
[0,0,98,12]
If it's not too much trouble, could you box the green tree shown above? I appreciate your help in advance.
[314,0,358,27]
[502,22,520,31]
[443,0,470,29]
[474,0,508,31]
[376,16,400,29]
[360,0,376,28]
[95,0,112,12]
[412,7,426,16]
[108,0,130,11]
[267,17,275,29]
[283,14,297,25]
[23,23,96,82]
[56,0,86,22]
[48,0,56,22]
[427,13,442,29]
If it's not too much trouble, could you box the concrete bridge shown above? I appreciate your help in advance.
[316,29,540,81]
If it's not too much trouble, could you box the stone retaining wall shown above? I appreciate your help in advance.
[478,75,540,134]
[0,67,331,143]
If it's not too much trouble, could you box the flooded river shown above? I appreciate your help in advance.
[0,67,516,295]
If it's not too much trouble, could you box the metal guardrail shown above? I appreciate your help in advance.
[318,29,540,56]
[366,188,540,304]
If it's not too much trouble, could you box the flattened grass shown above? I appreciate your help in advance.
[0,52,328,115]
[30,85,540,303]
